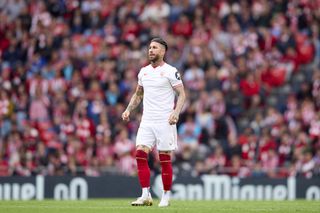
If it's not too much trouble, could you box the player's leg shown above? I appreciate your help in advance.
[134,145,152,204]
[132,124,155,206]
[158,150,173,207]
[154,123,177,207]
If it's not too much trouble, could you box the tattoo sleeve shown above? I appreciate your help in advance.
[174,85,186,114]
[126,85,144,112]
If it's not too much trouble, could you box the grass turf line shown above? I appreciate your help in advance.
[0,199,319,213]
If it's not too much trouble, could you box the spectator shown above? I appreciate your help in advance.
[113,129,135,176]
[178,115,201,154]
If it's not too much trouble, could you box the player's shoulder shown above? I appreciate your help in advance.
[140,64,153,72]
[163,63,178,73]
[138,65,151,75]
[142,64,152,69]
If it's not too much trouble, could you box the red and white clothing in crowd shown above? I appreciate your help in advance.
[172,15,193,37]
[113,132,135,157]
[96,138,114,166]
[0,97,10,116]
[30,1,52,33]
[261,65,287,88]
[75,116,95,142]
[121,17,140,42]
[191,25,210,45]
[67,140,88,167]
[87,34,103,55]
[116,154,136,176]
[261,149,279,173]
[312,73,320,106]
[310,118,320,139]
[231,30,258,56]
[52,101,69,125]
[278,134,293,166]
[95,122,111,141]
[49,76,68,93]
[184,65,205,91]
[240,135,257,162]
[140,0,170,22]
[240,74,260,97]
[282,47,300,72]
[114,130,136,175]
[258,136,277,163]
[28,77,49,97]
[294,132,309,150]
[284,95,298,122]
[295,33,315,65]
[210,90,226,118]
[6,132,31,176]
[29,95,50,121]
[295,152,315,178]
[204,146,226,172]
[59,119,75,138]
[301,100,316,126]
[227,155,251,177]
[66,138,80,157]
[0,158,10,176]
[262,108,283,128]
[246,48,264,71]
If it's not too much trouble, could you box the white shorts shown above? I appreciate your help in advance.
[136,122,178,151]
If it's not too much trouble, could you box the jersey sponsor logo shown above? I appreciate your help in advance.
[175,71,181,80]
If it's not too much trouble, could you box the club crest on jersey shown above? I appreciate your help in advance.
[175,71,181,80]
[160,72,164,77]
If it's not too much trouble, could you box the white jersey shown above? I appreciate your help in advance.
[138,63,183,123]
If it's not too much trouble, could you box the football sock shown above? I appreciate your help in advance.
[162,190,171,200]
[136,150,150,190]
[159,153,173,191]
[142,187,150,198]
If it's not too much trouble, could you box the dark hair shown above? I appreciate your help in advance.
[150,37,168,51]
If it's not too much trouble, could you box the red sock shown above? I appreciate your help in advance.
[136,150,150,188]
[159,153,173,191]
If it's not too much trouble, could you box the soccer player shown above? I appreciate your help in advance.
[121,37,186,207]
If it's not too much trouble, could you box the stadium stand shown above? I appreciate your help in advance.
[0,0,319,178]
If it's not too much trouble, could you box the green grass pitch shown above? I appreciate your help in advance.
[0,199,319,213]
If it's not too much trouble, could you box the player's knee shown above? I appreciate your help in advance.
[159,152,171,162]
[136,145,150,153]
[159,150,171,155]
[136,148,149,160]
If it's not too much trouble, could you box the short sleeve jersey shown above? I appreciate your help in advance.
[138,63,183,123]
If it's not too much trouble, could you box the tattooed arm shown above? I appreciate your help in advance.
[122,85,144,121]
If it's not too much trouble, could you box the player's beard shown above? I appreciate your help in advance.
[149,54,160,63]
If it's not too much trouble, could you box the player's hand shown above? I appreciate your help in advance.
[169,111,179,125]
[122,110,130,122]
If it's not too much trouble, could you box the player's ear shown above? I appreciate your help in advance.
[162,47,166,56]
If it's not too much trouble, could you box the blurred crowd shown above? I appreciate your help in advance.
[0,0,320,178]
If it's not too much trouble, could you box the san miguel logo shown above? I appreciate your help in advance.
[0,176,88,200]
[152,175,320,200]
